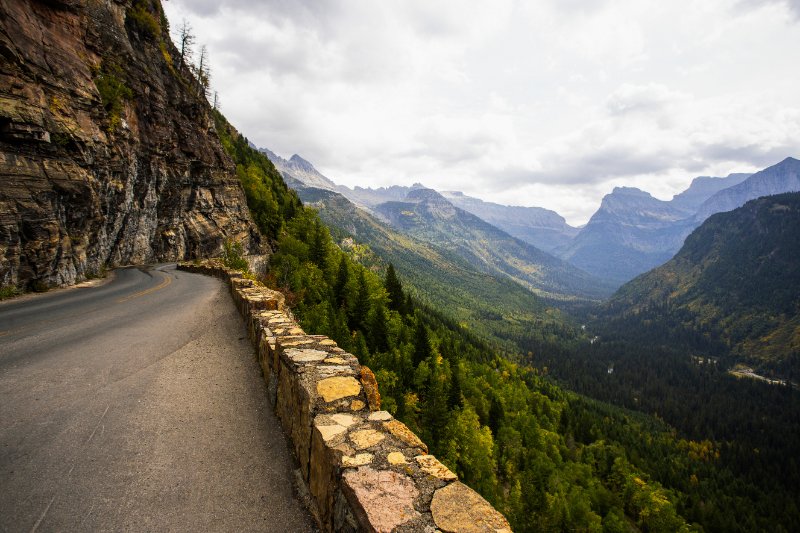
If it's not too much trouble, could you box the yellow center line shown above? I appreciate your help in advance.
[116,272,172,303]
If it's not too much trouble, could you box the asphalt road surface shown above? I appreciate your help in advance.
[0,264,314,532]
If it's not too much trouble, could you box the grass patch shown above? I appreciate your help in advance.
[126,0,161,41]
[0,285,22,300]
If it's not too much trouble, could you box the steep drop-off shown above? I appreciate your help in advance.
[0,0,259,289]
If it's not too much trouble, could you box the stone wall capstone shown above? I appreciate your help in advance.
[178,259,512,533]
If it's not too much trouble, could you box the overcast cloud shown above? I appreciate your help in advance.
[164,0,800,225]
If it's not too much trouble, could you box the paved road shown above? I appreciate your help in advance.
[0,265,314,532]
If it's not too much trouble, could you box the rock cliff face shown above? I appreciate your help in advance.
[0,0,260,289]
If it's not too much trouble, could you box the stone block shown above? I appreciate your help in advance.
[430,481,512,533]
[415,455,457,481]
[383,420,427,454]
[342,467,421,533]
[360,366,381,411]
[317,376,362,403]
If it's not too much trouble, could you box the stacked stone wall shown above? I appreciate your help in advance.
[178,260,511,533]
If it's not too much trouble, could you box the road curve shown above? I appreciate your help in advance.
[0,264,314,532]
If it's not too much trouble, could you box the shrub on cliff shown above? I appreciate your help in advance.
[93,62,133,133]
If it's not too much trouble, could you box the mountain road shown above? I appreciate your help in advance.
[0,264,314,532]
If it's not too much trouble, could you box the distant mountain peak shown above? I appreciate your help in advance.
[289,154,315,169]
[260,147,338,191]
[609,186,652,198]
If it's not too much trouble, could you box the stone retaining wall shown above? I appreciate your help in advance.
[178,260,512,533]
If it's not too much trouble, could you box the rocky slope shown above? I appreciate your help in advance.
[0,0,259,289]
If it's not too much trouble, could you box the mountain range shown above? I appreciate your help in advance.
[288,185,582,350]
[372,188,613,299]
[265,148,799,289]
[598,191,800,377]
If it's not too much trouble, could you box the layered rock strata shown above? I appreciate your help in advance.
[178,259,512,533]
[0,0,259,289]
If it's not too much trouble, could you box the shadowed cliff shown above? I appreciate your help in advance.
[0,0,261,289]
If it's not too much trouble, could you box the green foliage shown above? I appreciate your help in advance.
[0,285,22,300]
[385,263,407,315]
[293,187,584,357]
[221,239,249,272]
[93,62,133,133]
[602,192,800,377]
[213,110,301,242]
[215,109,798,532]
[126,0,162,41]
[31,280,49,293]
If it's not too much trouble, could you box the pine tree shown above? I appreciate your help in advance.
[350,269,371,331]
[422,357,449,451]
[309,220,328,271]
[334,254,349,308]
[368,303,389,353]
[385,264,405,314]
[448,364,463,410]
[353,331,371,368]
[488,394,504,436]
[413,318,432,366]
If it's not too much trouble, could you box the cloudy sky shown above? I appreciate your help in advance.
[164,0,800,225]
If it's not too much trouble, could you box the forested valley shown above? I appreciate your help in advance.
[214,110,800,532]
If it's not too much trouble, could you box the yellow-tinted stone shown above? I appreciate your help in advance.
[383,420,427,453]
[342,453,374,467]
[350,429,385,450]
[350,400,366,411]
[430,481,511,533]
[317,376,362,402]
[360,366,381,411]
[286,348,328,363]
[415,455,457,481]
[324,357,348,364]
[387,452,407,465]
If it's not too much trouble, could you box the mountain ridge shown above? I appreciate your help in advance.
[599,191,800,376]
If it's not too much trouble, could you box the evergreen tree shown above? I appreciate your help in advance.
[422,357,449,451]
[334,254,349,308]
[368,303,389,353]
[413,318,433,366]
[448,364,463,410]
[385,263,406,314]
[353,331,371,368]
[309,220,328,271]
[350,269,371,331]
[488,394,504,436]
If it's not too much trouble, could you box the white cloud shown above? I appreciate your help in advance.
[164,0,800,226]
